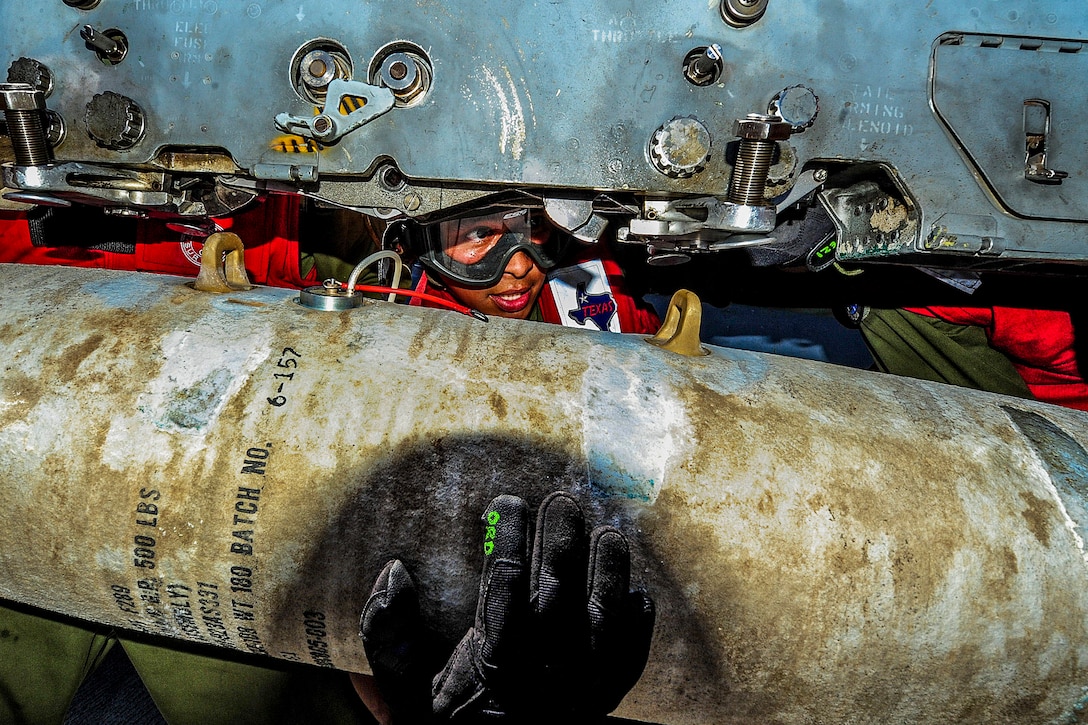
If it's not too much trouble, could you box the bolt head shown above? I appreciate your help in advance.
[0,83,44,111]
[733,114,792,140]
[85,91,145,149]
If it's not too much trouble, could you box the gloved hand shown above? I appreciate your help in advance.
[360,492,655,723]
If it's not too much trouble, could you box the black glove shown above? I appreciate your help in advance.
[360,492,655,723]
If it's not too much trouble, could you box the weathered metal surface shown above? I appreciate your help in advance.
[5,2,1088,264]
[1,264,1087,723]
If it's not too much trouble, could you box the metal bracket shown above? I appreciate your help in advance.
[626,197,776,241]
[274,79,395,144]
[193,232,253,293]
[542,197,609,243]
[1,161,200,212]
[772,168,826,213]
[818,181,920,259]
[645,289,708,357]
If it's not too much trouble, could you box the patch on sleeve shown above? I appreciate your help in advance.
[547,259,621,332]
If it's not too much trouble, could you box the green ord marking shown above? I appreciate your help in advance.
[484,510,500,555]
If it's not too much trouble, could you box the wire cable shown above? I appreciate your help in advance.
[342,283,488,322]
[346,250,405,303]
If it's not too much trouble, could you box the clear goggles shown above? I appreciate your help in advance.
[417,207,569,287]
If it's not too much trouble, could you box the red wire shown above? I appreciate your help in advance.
[347,284,488,321]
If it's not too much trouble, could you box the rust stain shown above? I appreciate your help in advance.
[654,363,1088,721]
[407,313,440,360]
[54,333,105,378]
[0,370,41,428]
[1019,490,1052,547]
[487,392,508,419]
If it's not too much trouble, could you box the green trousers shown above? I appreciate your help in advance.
[0,601,376,725]
[859,308,1033,399]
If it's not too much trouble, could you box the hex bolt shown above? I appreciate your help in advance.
[727,113,792,206]
[85,91,145,150]
[649,116,712,179]
[0,83,50,166]
[7,57,55,98]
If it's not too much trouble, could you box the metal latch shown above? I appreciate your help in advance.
[1024,99,1068,184]
[275,79,395,144]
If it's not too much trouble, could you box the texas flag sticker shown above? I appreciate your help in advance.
[547,259,620,332]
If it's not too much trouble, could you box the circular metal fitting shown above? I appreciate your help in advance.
[721,0,769,27]
[299,284,363,311]
[63,0,102,8]
[768,85,819,132]
[300,50,338,91]
[379,52,419,92]
[369,42,432,108]
[649,116,712,179]
[7,58,54,98]
[85,91,145,150]
[0,82,45,111]
[683,45,724,86]
[733,113,792,141]
[290,39,353,104]
[376,163,406,191]
[311,114,335,140]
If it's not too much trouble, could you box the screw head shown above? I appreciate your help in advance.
[311,114,335,140]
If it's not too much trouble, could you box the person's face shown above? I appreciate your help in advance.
[433,209,552,319]
[440,249,547,319]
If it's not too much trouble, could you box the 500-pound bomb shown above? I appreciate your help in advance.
[0,264,1086,723]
